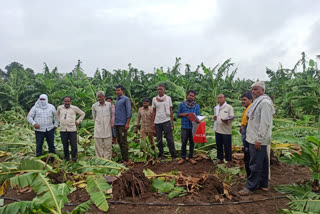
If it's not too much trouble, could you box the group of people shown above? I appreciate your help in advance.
[27,81,275,195]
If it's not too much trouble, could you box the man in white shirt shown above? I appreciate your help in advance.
[239,81,275,196]
[57,96,85,162]
[27,94,58,160]
[92,91,113,159]
[213,94,234,167]
[152,84,177,161]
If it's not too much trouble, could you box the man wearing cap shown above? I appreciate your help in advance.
[239,82,275,196]
[135,97,156,160]
[27,94,58,160]
[92,91,113,159]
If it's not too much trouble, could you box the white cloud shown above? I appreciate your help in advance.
[0,0,319,79]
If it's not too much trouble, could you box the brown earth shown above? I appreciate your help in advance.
[2,155,311,214]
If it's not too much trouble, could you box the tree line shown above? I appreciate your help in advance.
[0,53,319,120]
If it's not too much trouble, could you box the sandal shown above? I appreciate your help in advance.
[177,159,186,165]
[239,187,253,196]
[188,158,197,165]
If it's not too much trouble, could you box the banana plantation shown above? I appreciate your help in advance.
[0,52,320,213]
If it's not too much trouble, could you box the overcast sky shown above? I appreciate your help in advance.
[1,0,319,80]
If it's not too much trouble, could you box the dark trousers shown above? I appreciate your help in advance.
[246,143,269,191]
[215,132,232,161]
[181,128,194,160]
[35,129,55,159]
[242,131,251,177]
[116,125,129,162]
[60,131,77,161]
[155,121,176,158]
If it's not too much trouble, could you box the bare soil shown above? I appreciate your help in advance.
[2,154,311,214]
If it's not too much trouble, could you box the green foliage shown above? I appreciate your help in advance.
[151,178,187,199]
[0,201,33,214]
[86,175,111,212]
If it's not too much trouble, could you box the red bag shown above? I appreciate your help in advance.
[193,121,207,143]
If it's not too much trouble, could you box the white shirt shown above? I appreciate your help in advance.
[152,96,172,124]
[27,104,58,132]
[92,102,112,138]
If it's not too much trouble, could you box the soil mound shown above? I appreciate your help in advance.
[112,168,151,200]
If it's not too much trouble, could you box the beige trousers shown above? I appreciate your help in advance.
[94,137,112,159]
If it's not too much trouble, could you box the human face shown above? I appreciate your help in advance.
[142,102,149,108]
[97,94,105,104]
[115,88,123,97]
[251,86,264,99]
[217,94,225,105]
[64,97,71,108]
[106,99,113,104]
[187,92,195,101]
[157,86,165,96]
[241,97,251,108]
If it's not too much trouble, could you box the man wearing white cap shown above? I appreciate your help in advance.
[239,81,275,195]
[27,94,58,160]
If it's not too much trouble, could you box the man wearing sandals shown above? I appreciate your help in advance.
[239,82,275,196]
[177,90,200,165]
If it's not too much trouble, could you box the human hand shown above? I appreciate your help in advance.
[254,142,262,151]
[34,124,40,129]
[125,123,130,130]
[213,115,217,121]
[75,121,79,125]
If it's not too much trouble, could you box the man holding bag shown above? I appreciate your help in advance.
[177,90,200,165]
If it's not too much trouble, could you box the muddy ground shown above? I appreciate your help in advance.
[3,154,311,214]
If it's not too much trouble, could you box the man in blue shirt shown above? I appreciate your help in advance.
[115,85,132,164]
[177,90,200,165]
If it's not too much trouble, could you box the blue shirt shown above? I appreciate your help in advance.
[115,95,132,126]
[177,102,200,129]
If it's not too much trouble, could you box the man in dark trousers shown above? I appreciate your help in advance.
[57,96,85,162]
[177,90,200,165]
[240,91,253,177]
[152,84,177,161]
[239,82,275,196]
[115,85,132,164]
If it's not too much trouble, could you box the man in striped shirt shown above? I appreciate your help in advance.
[27,94,58,160]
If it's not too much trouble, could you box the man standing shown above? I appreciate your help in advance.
[239,82,275,196]
[177,90,200,165]
[213,94,234,167]
[152,84,177,161]
[92,91,113,159]
[240,91,253,177]
[27,94,58,160]
[106,97,117,145]
[115,85,132,164]
[135,98,156,160]
[57,96,85,162]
